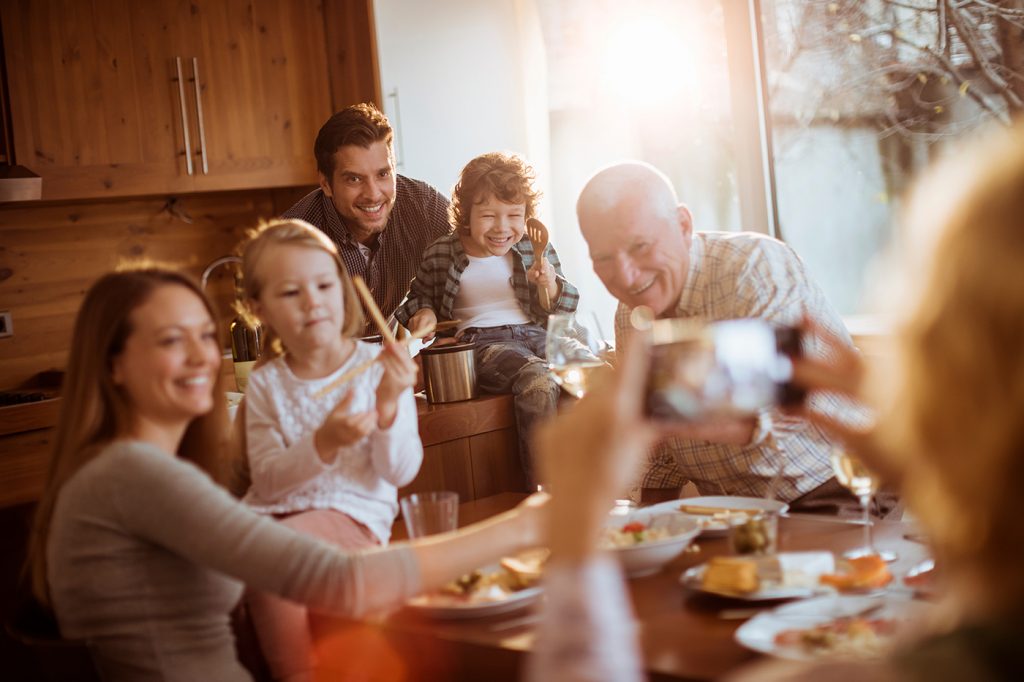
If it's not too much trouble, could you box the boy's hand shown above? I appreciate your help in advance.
[315,392,377,462]
[375,342,418,429]
[408,308,438,341]
[528,258,559,308]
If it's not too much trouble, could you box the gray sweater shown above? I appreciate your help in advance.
[47,440,421,681]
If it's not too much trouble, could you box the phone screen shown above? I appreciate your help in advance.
[644,319,800,421]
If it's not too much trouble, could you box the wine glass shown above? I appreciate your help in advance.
[545,313,608,399]
[829,447,897,562]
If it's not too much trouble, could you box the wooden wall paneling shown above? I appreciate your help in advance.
[0,428,53,508]
[467,428,526,499]
[399,440,474,503]
[322,0,382,112]
[269,185,317,215]
[0,190,279,389]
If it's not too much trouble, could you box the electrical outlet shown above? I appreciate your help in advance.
[0,311,12,338]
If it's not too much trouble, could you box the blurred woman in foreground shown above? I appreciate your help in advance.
[528,121,1024,681]
[752,120,1024,680]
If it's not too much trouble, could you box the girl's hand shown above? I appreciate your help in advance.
[315,391,377,462]
[528,258,559,306]
[408,308,438,342]
[376,342,418,429]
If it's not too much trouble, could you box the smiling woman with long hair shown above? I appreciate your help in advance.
[26,263,544,682]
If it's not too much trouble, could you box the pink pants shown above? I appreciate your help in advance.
[246,509,379,680]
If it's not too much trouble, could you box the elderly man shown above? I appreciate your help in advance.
[283,103,451,334]
[578,162,880,515]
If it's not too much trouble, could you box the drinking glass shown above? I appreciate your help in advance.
[829,448,897,561]
[545,313,608,399]
[400,491,458,538]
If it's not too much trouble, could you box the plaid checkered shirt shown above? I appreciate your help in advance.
[394,231,580,328]
[281,175,451,335]
[615,231,852,503]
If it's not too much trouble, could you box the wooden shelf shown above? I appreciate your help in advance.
[0,398,60,437]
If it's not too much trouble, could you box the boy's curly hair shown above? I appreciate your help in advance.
[449,152,542,231]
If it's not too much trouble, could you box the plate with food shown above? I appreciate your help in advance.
[682,551,835,601]
[646,496,789,537]
[405,551,546,619]
[600,509,701,578]
[735,594,928,660]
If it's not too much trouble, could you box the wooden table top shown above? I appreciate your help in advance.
[321,492,929,682]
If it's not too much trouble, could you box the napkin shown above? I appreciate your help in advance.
[748,551,835,587]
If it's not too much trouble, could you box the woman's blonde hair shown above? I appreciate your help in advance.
[27,265,230,605]
[882,121,1024,611]
[239,219,364,360]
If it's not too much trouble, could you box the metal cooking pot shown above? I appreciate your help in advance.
[420,341,477,403]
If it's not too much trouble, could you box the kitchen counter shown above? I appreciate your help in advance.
[0,393,525,508]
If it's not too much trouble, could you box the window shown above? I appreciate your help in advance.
[538,0,743,334]
[760,0,1023,313]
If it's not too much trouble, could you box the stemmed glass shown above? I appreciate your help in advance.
[829,447,897,561]
[545,313,608,399]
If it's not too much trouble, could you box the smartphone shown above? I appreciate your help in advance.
[643,318,803,421]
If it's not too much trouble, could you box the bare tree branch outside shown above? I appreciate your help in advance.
[761,0,1024,313]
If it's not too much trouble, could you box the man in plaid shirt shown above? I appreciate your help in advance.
[282,103,451,335]
[396,153,583,483]
[578,162,893,516]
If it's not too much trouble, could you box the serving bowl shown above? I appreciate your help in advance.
[602,508,702,578]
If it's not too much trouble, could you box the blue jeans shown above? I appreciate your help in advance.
[463,324,558,485]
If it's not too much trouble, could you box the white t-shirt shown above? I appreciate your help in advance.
[452,253,531,332]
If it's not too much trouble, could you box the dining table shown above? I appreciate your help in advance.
[312,492,931,682]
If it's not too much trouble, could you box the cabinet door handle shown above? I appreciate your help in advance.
[386,88,405,170]
[191,57,209,175]
[174,57,194,176]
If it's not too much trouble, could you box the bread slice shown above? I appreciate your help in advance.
[702,556,760,594]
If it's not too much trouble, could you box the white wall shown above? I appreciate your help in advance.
[373,0,549,201]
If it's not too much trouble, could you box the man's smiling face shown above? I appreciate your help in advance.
[320,140,397,245]
[581,193,692,317]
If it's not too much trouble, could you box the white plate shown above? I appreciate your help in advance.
[646,496,789,537]
[680,551,834,601]
[735,594,929,661]
[406,585,542,620]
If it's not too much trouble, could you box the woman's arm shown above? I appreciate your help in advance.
[108,443,544,618]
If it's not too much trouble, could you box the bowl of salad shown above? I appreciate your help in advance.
[600,509,702,578]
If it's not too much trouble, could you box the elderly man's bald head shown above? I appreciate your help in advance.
[575,162,693,316]
[577,162,679,229]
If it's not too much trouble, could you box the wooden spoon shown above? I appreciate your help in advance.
[525,218,551,310]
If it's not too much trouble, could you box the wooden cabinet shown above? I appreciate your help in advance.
[0,0,377,201]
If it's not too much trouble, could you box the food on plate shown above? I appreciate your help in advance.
[773,615,901,658]
[499,547,549,583]
[599,521,670,548]
[819,555,893,592]
[701,556,760,594]
[679,504,755,517]
[433,563,540,605]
